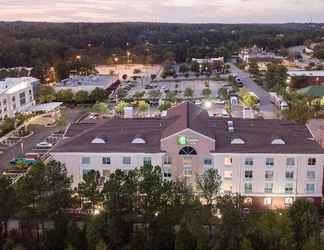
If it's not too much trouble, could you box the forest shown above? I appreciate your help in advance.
[0,161,323,250]
[0,22,324,79]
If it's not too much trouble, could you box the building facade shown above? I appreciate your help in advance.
[0,77,38,120]
[51,102,324,209]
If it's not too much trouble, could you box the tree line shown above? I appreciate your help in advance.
[1,22,324,81]
[0,161,323,250]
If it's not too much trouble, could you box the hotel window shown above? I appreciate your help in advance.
[265,170,274,180]
[224,157,232,166]
[143,157,152,165]
[102,157,111,165]
[183,166,192,177]
[286,158,295,166]
[308,158,316,166]
[306,184,315,193]
[82,169,93,177]
[163,168,172,178]
[19,92,26,106]
[224,170,233,179]
[285,171,294,180]
[244,158,253,166]
[265,158,274,166]
[264,183,273,193]
[12,96,16,102]
[81,157,90,165]
[204,158,213,166]
[163,155,172,165]
[284,197,293,205]
[285,183,294,194]
[264,197,272,205]
[123,157,131,165]
[244,183,252,193]
[245,170,253,179]
[307,170,316,180]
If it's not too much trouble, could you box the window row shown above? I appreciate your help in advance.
[81,156,152,166]
[224,157,317,166]
[244,183,316,194]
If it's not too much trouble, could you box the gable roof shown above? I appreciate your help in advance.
[52,102,324,154]
[162,102,214,139]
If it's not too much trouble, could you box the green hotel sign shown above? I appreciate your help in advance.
[177,136,188,145]
[177,135,199,145]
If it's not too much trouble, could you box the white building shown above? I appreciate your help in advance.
[192,57,224,64]
[0,77,38,120]
[51,102,324,209]
[55,75,116,93]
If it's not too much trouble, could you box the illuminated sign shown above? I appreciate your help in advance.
[177,135,199,145]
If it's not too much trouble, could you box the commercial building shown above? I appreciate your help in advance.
[192,57,224,64]
[0,77,38,120]
[55,75,117,93]
[51,102,324,209]
[287,70,324,87]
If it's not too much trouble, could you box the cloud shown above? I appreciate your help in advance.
[0,0,323,23]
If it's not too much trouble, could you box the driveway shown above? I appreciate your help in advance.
[0,108,84,171]
[229,63,277,119]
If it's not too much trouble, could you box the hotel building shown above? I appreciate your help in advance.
[0,77,38,121]
[51,102,324,209]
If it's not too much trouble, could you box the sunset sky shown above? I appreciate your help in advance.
[0,0,324,23]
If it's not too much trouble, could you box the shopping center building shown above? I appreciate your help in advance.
[51,102,324,209]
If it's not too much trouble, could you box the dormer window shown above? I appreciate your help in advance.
[132,138,146,144]
[231,138,245,144]
[91,137,106,144]
[271,138,286,145]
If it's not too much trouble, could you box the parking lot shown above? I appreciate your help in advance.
[0,108,84,172]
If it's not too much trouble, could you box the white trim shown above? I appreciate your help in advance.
[161,128,215,142]
[51,152,165,156]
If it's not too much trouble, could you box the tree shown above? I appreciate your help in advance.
[190,62,200,73]
[215,195,247,250]
[89,88,107,102]
[196,169,222,210]
[92,102,109,114]
[184,87,194,98]
[202,88,211,98]
[248,59,259,75]
[0,117,15,136]
[165,91,177,103]
[74,90,89,104]
[37,85,56,103]
[265,63,288,90]
[133,91,145,99]
[175,221,196,250]
[137,100,149,115]
[288,199,321,250]
[115,101,128,114]
[148,90,161,99]
[15,161,73,243]
[283,94,314,124]
[242,93,258,109]
[0,176,16,237]
[78,170,103,210]
[158,101,172,112]
[179,64,189,74]
[56,89,74,103]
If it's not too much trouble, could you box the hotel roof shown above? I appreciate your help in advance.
[52,102,324,154]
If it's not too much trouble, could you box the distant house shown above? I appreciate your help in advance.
[55,75,117,93]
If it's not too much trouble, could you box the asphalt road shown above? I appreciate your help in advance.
[0,108,83,171]
[229,63,277,119]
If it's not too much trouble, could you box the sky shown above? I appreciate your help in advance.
[0,0,324,23]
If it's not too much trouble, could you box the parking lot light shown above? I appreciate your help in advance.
[204,100,212,109]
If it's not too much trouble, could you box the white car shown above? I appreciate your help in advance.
[213,99,225,105]
[36,141,53,149]
[221,109,230,118]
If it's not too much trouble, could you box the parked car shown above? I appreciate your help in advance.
[221,109,230,118]
[36,141,53,149]
[213,99,225,105]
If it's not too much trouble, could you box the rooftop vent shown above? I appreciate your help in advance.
[131,137,146,144]
[271,138,286,145]
[231,138,245,144]
[91,137,106,144]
